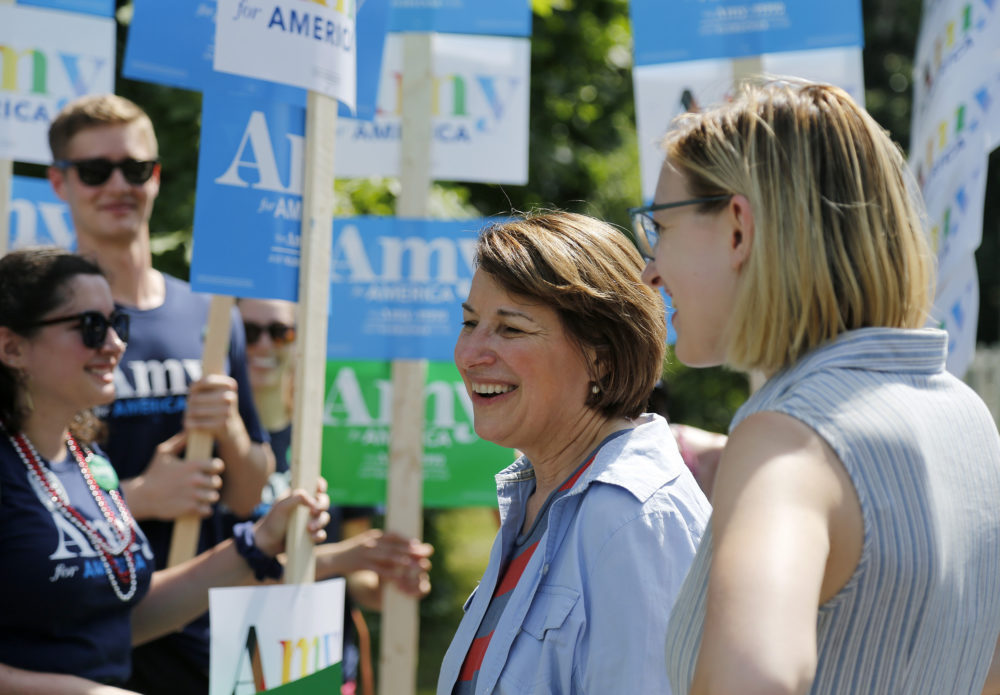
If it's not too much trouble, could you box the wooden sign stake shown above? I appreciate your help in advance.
[378,31,433,695]
[168,293,235,566]
[285,89,337,585]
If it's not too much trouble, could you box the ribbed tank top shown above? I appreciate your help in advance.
[666,328,1000,694]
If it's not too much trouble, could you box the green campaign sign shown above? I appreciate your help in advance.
[321,360,513,508]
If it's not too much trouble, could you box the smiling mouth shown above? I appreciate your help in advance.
[471,383,516,398]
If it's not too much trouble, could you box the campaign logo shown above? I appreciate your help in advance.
[9,175,75,249]
[0,44,107,119]
[323,363,477,447]
[334,33,529,183]
[0,6,115,163]
[327,218,481,361]
[215,0,357,104]
[913,1,993,116]
[320,360,511,507]
[915,100,981,190]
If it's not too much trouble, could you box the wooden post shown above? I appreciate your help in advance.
[0,0,12,256]
[732,55,764,85]
[167,294,235,566]
[284,89,337,585]
[0,158,11,256]
[378,32,433,695]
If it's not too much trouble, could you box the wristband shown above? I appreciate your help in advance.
[233,521,284,581]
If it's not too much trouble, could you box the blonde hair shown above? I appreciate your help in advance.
[48,94,157,161]
[475,212,667,419]
[663,79,934,374]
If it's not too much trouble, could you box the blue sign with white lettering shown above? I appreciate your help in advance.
[328,217,485,361]
[190,89,306,300]
[8,176,76,250]
[630,0,863,66]
[387,0,530,36]
[124,0,388,119]
[15,0,113,17]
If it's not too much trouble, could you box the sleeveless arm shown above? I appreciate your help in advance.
[689,411,861,695]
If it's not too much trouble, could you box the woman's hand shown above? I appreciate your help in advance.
[318,529,434,597]
[253,477,331,557]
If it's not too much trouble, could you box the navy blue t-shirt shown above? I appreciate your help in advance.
[95,274,267,686]
[0,434,154,685]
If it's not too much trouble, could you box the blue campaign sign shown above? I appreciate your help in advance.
[387,0,530,36]
[8,176,75,250]
[123,0,388,119]
[630,0,863,66]
[190,89,306,301]
[15,0,113,17]
[328,217,487,362]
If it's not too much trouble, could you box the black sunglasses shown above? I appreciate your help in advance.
[626,195,733,261]
[54,157,159,186]
[30,310,130,349]
[244,321,296,346]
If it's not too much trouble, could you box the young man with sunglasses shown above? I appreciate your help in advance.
[47,94,274,695]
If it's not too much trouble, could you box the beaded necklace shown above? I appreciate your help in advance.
[8,430,139,602]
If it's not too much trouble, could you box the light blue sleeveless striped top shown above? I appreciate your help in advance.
[666,328,1000,694]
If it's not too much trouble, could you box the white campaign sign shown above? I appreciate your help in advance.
[909,0,998,378]
[930,254,980,378]
[0,5,115,164]
[633,46,864,201]
[214,0,356,108]
[334,33,530,184]
[209,580,346,694]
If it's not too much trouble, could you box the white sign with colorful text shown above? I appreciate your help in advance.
[0,5,115,164]
[214,0,357,108]
[209,580,345,694]
[334,32,530,184]
[633,46,864,202]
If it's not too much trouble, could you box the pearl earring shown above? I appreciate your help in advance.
[591,383,600,395]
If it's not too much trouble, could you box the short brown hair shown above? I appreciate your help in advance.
[48,94,157,161]
[663,79,934,374]
[474,212,667,420]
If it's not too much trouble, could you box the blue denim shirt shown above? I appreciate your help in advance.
[437,414,711,694]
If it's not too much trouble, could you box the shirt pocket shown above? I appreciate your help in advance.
[497,585,582,694]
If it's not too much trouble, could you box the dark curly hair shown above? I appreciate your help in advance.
[0,247,105,439]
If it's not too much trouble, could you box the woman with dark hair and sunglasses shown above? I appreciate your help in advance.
[0,247,331,693]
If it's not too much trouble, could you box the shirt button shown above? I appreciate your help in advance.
[541,563,550,576]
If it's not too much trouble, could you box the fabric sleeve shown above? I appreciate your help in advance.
[575,505,701,694]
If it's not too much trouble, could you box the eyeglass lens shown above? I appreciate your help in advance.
[244,322,296,345]
[63,158,158,186]
[79,311,130,348]
[630,213,657,260]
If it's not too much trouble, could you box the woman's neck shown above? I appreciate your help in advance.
[253,381,292,433]
[525,414,633,504]
[19,414,70,462]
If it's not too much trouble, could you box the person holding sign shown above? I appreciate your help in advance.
[0,247,330,694]
[631,79,1000,694]
[437,212,710,694]
[236,297,433,693]
[45,94,274,695]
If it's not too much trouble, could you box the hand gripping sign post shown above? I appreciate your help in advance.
[169,0,355,581]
